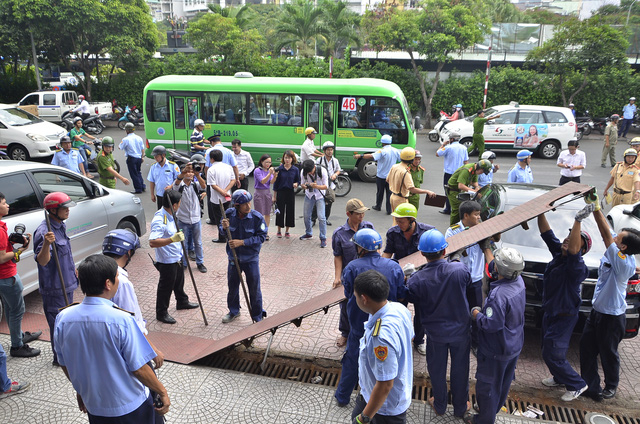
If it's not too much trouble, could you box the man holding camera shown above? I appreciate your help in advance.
[0,192,41,358]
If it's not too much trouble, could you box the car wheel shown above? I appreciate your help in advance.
[461,138,476,155]
[428,133,439,142]
[537,140,560,159]
[116,219,138,234]
[357,158,377,183]
[8,145,30,161]
[576,130,583,141]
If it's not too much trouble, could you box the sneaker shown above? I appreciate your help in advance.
[222,312,240,323]
[188,250,196,261]
[285,232,291,238]
[542,377,561,387]
[415,342,426,356]
[561,385,588,401]
[197,263,207,273]
[277,231,283,238]
[10,344,41,358]
[0,381,30,399]
[320,239,327,248]
[22,331,42,344]
[299,234,312,240]
[326,220,332,226]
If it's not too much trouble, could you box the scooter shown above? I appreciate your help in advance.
[60,111,105,135]
[165,148,192,168]
[118,105,144,130]
[429,107,460,142]
[74,138,121,174]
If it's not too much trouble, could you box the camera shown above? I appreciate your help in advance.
[9,224,29,246]
[188,161,202,172]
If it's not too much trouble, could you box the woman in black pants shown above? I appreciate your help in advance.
[273,150,300,238]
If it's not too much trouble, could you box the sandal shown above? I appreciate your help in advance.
[277,232,282,238]
[265,235,270,241]
[285,232,291,238]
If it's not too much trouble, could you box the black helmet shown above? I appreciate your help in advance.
[191,153,205,163]
[152,145,166,156]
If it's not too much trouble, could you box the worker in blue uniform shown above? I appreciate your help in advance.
[33,192,79,367]
[335,228,406,408]
[465,247,526,424]
[537,207,592,401]
[332,198,375,348]
[507,150,533,183]
[407,229,471,417]
[382,203,434,355]
[445,200,484,354]
[149,190,199,325]
[54,254,170,422]
[147,145,180,210]
[351,269,414,424]
[220,189,268,324]
[580,197,640,401]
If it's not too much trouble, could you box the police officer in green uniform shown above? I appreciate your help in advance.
[447,160,492,226]
[97,136,130,189]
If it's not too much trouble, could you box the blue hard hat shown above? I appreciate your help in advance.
[517,150,532,160]
[351,228,383,251]
[232,189,252,205]
[456,104,462,108]
[102,229,140,256]
[418,229,448,253]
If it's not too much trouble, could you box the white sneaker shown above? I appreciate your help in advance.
[415,342,426,356]
[542,377,561,387]
[561,385,588,401]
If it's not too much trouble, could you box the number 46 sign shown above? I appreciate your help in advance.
[341,97,356,112]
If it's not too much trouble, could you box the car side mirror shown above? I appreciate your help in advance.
[623,209,633,216]
[91,184,102,197]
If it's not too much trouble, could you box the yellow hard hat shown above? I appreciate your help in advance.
[305,127,317,136]
[400,147,416,161]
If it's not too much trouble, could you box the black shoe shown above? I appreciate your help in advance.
[176,301,199,310]
[462,412,475,424]
[372,205,381,211]
[603,388,616,399]
[156,313,177,324]
[131,190,143,194]
[52,359,60,367]
[581,390,603,402]
[439,209,451,215]
[206,219,214,225]
[188,250,196,261]
[22,331,42,344]
[10,344,41,358]
[212,238,227,243]
[326,220,332,226]
[386,211,391,215]
[197,263,207,273]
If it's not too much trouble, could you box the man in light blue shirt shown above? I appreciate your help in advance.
[436,132,468,214]
[147,145,180,210]
[354,135,400,214]
[507,150,533,183]
[618,97,636,138]
[119,123,146,194]
[54,254,170,421]
[51,136,87,176]
[351,270,413,424]
[579,203,640,401]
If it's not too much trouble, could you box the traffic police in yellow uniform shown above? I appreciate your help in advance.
[386,147,435,224]
[603,148,640,206]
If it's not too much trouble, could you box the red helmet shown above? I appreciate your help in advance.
[580,231,592,255]
[78,95,85,100]
[43,192,76,210]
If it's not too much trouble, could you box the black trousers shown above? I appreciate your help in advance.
[375,176,392,214]
[156,197,163,210]
[442,173,452,212]
[88,393,157,424]
[352,394,406,424]
[275,189,296,228]
[579,309,625,394]
[559,175,581,185]
[232,178,249,192]
[209,200,230,240]
[155,262,189,315]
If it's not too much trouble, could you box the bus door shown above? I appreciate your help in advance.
[306,98,337,148]
[172,96,200,150]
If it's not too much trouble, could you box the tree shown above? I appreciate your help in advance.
[14,0,158,99]
[207,4,255,30]
[319,0,361,59]
[274,0,327,57]
[482,0,521,23]
[526,17,630,106]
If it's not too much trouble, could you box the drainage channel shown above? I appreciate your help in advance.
[198,351,639,424]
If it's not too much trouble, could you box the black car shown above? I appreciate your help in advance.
[475,183,640,339]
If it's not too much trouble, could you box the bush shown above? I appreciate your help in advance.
[0,65,39,103]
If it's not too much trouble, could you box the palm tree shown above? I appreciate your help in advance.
[320,0,361,59]
[207,4,254,30]
[274,0,327,57]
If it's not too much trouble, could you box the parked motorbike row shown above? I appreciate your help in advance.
[59,111,105,135]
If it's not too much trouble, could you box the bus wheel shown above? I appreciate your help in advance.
[357,158,377,183]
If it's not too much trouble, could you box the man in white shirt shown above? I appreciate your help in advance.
[71,94,90,122]
[557,139,586,185]
[207,149,236,243]
[313,141,341,226]
[231,139,255,192]
[301,127,323,162]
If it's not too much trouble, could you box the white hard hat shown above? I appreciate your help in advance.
[194,119,204,127]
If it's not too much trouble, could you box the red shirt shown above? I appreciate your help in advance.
[0,220,17,279]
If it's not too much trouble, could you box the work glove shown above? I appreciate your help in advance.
[449,249,465,262]
[479,238,491,251]
[585,190,601,211]
[402,263,416,277]
[575,203,595,223]
[170,230,185,243]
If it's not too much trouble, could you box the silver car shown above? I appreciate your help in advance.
[0,160,146,296]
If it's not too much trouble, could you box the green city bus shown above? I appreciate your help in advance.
[143,74,416,182]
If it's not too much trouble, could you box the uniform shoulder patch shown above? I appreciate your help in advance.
[450,224,461,230]
[374,346,388,361]
[58,302,80,312]
[372,318,382,337]
[113,305,135,316]
[618,251,627,260]
[71,147,79,150]
[55,149,62,152]
[485,306,493,318]
[419,166,425,171]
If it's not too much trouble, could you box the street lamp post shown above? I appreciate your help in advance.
[627,0,638,26]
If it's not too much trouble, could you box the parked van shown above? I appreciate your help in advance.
[0,104,67,160]
[17,90,112,124]
[439,103,577,159]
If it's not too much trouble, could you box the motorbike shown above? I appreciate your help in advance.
[0,150,8,160]
[592,116,609,135]
[71,138,121,174]
[118,105,144,130]
[429,107,462,143]
[575,110,594,137]
[60,111,105,135]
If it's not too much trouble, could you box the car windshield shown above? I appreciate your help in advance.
[465,107,498,122]
[0,108,43,126]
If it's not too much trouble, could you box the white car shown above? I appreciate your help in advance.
[0,160,146,296]
[0,104,67,160]
[607,201,640,234]
[438,102,577,159]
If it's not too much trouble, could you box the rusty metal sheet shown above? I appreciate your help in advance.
[400,182,594,269]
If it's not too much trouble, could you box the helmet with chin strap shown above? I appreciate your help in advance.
[352,228,383,251]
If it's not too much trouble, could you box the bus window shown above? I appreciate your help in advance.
[174,98,185,129]
[369,97,408,144]
[250,94,302,126]
[338,96,367,128]
[148,92,170,122]
[203,93,245,124]
[323,102,334,134]
[186,97,199,129]
[309,101,320,133]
